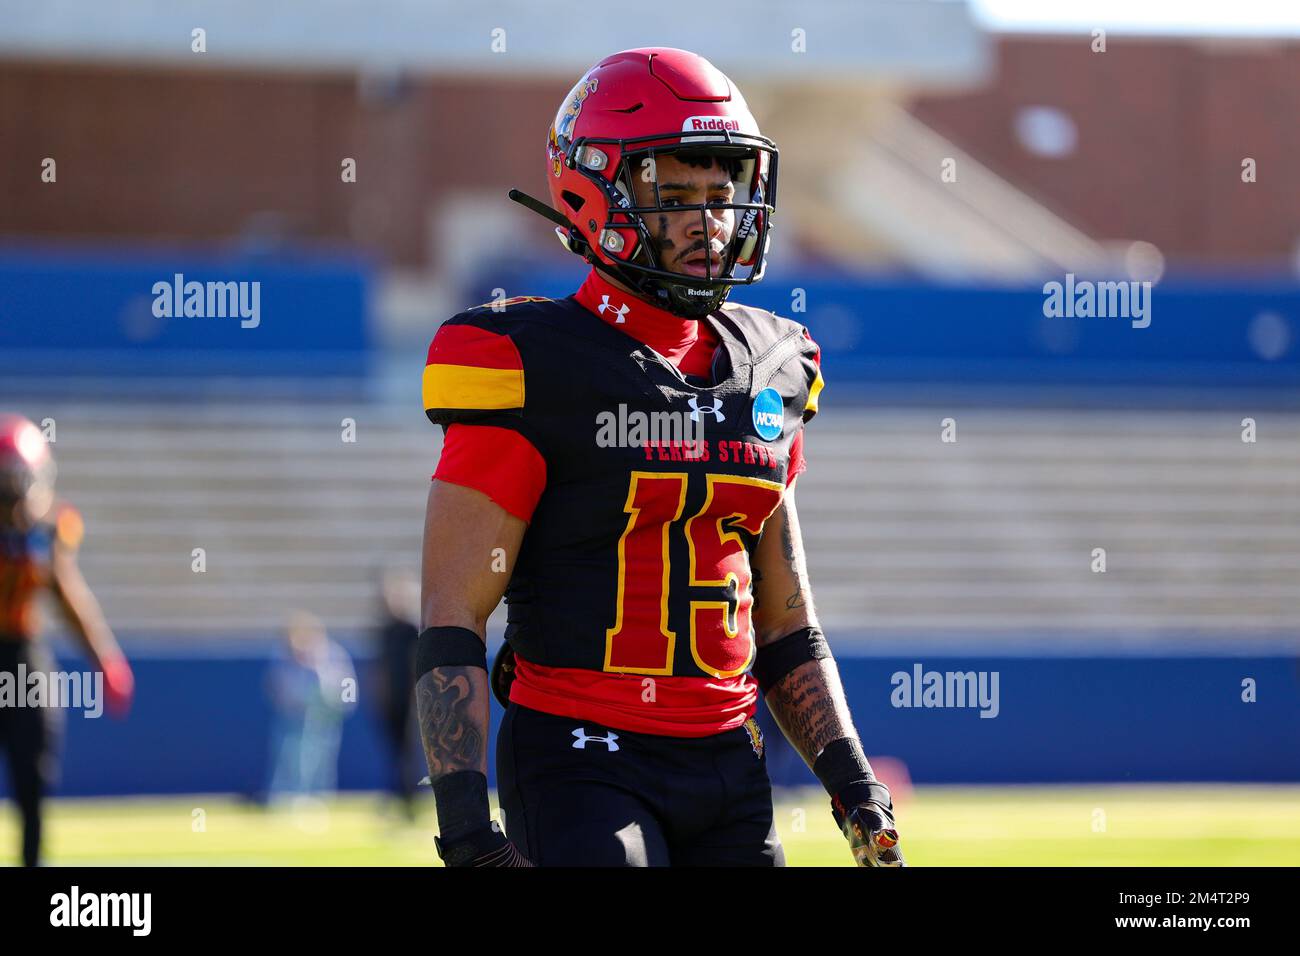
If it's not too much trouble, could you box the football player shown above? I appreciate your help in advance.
[417,48,902,867]
[0,414,133,866]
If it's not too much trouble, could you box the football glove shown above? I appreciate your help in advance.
[101,655,134,718]
[434,820,533,867]
[832,780,906,867]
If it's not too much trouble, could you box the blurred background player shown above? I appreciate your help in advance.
[0,413,133,866]
[371,567,422,820]
[265,610,357,808]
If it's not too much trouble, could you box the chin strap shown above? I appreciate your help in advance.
[507,188,575,232]
[507,187,730,319]
[508,188,595,260]
[662,280,730,318]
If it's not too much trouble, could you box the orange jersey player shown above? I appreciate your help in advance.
[0,413,133,866]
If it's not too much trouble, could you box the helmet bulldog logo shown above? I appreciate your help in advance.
[550,76,599,178]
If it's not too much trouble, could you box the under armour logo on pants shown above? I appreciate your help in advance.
[572,727,620,751]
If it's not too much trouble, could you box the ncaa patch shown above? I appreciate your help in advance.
[751,387,784,441]
[743,717,764,759]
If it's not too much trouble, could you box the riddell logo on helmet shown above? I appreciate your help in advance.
[682,116,741,133]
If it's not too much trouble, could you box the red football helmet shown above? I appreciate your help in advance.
[537,48,778,318]
[0,414,55,518]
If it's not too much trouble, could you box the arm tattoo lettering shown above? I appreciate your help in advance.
[765,660,852,766]
[780,513,807,611]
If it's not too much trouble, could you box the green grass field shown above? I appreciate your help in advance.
[5,785,1297,866]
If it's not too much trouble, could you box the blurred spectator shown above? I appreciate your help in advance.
[372,568,421,819]
[265,611,356,805]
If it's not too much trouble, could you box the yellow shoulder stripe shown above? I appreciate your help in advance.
[805,369,824,415]
[423,362,524,412]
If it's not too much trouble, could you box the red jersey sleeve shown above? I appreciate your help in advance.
[786,426,806,488]
[423,309,548,522]
[433,423,546,523]
[787,326,821,488]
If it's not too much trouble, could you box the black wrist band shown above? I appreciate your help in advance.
[752,625,830,693]
[415,625,487,681]
[431,769,492,844]
[812,736,877,796]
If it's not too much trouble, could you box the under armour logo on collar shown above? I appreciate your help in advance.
[572,727,620,751]
[598,295,630,323]
[688,396,725,423]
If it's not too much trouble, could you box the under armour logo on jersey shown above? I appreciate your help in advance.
[572,727,620,751]
[598,295,629,323]
[688,396,725,423]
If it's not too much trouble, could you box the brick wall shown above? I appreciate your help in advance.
[0,61,564,265]
[909,35,1300,264]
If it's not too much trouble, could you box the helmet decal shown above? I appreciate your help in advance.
[550,75,599,178]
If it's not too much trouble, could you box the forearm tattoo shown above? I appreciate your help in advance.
[415,666,487,780]
[780,512,807,612]
[765,660,852,766]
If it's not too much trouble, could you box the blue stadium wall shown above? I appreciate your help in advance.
[3,247,1297,390]
[0,243,372,377]
[474,263,1300,394]
[7,643,1296,798]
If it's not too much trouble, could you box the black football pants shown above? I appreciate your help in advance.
[496,701,785,866]
[0,639,63,867]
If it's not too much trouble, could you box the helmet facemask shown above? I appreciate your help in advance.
[570,131,778,319]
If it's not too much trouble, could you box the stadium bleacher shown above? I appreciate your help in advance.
[8,398,1292,647]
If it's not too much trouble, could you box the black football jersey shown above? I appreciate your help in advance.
[423,291,822,688]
